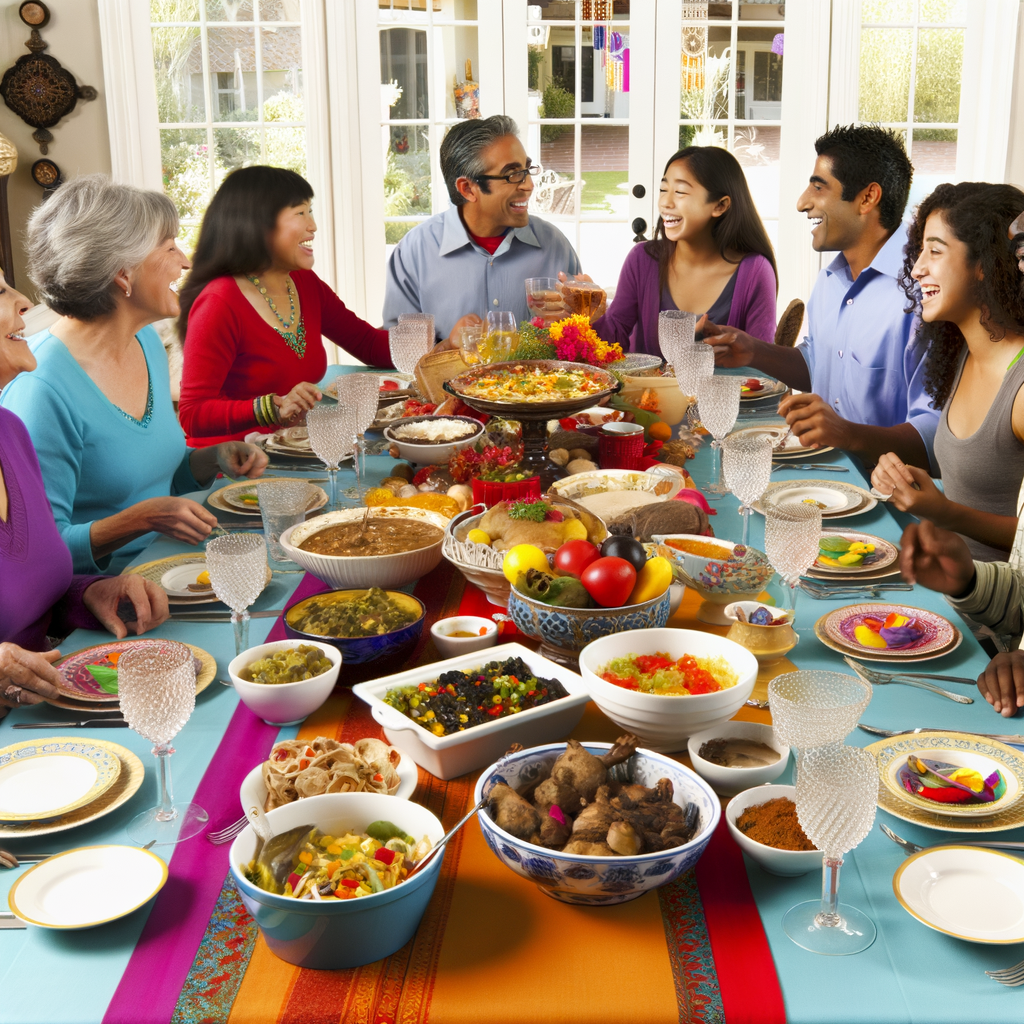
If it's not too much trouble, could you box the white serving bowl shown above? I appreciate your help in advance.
[686,721,790,796]
[279,506,448,590]
[725,784,822,877]
[577,628,758,752]
[228,792,445,969]
[429,616,499,659]
[474,742,720,905]
[383,415,484,464]
[351,642,589,780]
[229,639,341,726]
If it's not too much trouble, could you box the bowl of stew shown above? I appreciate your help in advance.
[279,506,448,590]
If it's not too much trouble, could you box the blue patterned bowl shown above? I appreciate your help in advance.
[506,586,671,665]
[474,742,720,905]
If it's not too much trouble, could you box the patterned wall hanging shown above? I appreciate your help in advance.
[0,3,97,156]
[681,3,708,93]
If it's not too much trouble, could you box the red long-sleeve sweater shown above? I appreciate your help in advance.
[178,270,392,444]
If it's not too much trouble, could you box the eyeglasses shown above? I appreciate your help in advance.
[475,164,541,185]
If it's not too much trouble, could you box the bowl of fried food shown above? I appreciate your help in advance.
[474,735,719,905]
[283,587,425,666]
[280,506,448,591]
[229,640,341,726]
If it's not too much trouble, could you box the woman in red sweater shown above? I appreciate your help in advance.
[178,166,392,445]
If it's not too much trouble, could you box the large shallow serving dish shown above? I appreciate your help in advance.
[279,506,448,590]
[351,642,589,780]
[474,742,720,905]
[383,414,484,464]
[229,792,445,969]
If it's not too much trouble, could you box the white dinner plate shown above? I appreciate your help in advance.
[763,483,860,513]
[7,845,168,929]
[238,747,418,813]
[894,846,1024,943]
[160,562,214,599]
[0,740,122,822]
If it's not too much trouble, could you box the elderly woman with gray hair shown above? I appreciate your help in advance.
[0,174,268,574]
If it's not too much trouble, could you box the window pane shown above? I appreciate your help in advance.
[734,125,780,219]
[580,124,628,217]
[914,28,963,123]
[205,0,254,21]
[214,126,261,183]
[909,128,957,209]
[862,1,912,22]
[739,1,785,20]
[439,26,481,119]
[258,0,302,20]
[859,28,911,122]
[707,26,731,121]
[153,26,204,122]
[160,127,209,251]
[151,0,199,22]
[265,125,306,176]
[384,127,432,218]
[452,0,478,18]
[207,27,257,121]
[539,123,575,213]
[708,3,733,19]
[737,28,783,119]
[261,24,303,116]
[919,0,967,23]
[381,27,429,119]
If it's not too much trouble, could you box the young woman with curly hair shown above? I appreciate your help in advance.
[871,182,1024,561]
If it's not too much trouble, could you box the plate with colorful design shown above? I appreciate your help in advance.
[816,603,959,659]
[813,530,899,575]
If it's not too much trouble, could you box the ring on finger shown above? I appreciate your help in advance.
[3,685,23,704]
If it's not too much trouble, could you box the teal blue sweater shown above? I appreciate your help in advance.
[0,325,200,573]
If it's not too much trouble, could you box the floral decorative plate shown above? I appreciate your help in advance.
[818,603,958,658]
[813,530,899,575]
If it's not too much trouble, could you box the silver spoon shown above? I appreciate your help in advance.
[245,804,317,894]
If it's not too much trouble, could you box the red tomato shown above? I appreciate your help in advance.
[581,557,637,608]
[553,539,601,578]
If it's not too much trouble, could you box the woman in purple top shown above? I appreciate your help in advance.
[593,146,778,355]
[0,272,167,717]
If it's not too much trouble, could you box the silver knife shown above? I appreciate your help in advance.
[0,854,56,865]
[773,462,850,472]
[170,609,284,621]
[13,720,129,729]
[859,723,1024,746]
[0,912,25,929]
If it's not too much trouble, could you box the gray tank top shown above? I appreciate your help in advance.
[932,348,1024,561]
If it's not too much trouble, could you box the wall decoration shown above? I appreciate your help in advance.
[0,132,17,285]
[0,2,97,156]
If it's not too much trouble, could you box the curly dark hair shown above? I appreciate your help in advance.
[900,181,1024,407]
[814,124,913,231]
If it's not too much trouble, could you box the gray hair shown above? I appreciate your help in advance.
[439,114,520,206]
[27,174,179,321]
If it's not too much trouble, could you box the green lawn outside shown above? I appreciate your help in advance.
[580,171,629,212]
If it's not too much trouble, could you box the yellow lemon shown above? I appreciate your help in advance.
[502,544,550,584]
[561,518,589,542]
[467,529,492,546]
[196,570,210,585]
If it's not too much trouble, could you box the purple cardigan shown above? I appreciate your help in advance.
[0,408,104,651]
[593,245,778,356]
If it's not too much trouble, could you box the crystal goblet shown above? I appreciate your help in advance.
[784,743,879,955]
[205,532,268,656]
[696,375,742,495]
[763,500,822,614]
[119,641,208,846]
[766,670,871,751]
[306,402,356,509]
[722,432,774,546]
[398,311,435,345]
[389,322,431,375]
[257,479,314,572]
[658,310,697,371]
[675,342,715,430]
[342,372,383,498]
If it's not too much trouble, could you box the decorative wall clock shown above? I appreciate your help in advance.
[0,2,97,156]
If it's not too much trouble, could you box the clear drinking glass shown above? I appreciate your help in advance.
[525,277,567,325]
[676,343,715,430]
[389,322,431,375]
[766,670,872,751]
[398,311,435,345]
[306,403,355,509]
[483,310,518,363]
[205,533,268,656]
[763,500,822,615]
[458,323,485,365]
[658,310,697,371]
[119,641,208,846]
[784,743,879,955]
[342,373,383,498]
[696,375,742,495]
[722,432,774,546]
[257,479,314,572]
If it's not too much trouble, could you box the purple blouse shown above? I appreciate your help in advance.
[0,408,104,650]
[593,245,778,356]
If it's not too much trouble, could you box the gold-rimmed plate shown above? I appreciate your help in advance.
[209,477,329,517]
[814,616,962,664]
[818,603,958,658]
[0,739,144,839]
[814,530,899,575]
[122,553,271,606]
[754,479,876,517]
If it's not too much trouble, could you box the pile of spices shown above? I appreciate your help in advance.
[735,797,816,851]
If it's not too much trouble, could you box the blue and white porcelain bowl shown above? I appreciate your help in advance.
[473,742,720,906]
[506,586,672,665]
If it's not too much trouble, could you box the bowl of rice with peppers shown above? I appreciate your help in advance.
[577,628,758,752]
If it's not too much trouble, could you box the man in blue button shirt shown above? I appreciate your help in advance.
[382,115,581,343]
[703,125,938,469]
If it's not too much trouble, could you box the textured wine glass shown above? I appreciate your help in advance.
[483,310,518,363]
[722,432,774,546]
[658,310,697,371]
[205,532,268,656]
[784,743,879,955]
[306,403,355,509]
[763,500,822,614]
[118,641,208,846]
[389,322,430,375]
[397,311,435,351]
[696,375,742,495]
[343,372,383,498]
[458,323,484,365]
[766,670,871,751]
[257,479,314,572]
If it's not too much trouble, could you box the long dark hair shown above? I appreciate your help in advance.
[177,165,314,340]
[900,181,1024,407]
[644,146,778,293]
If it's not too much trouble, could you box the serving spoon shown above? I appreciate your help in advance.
[245,803,317,894]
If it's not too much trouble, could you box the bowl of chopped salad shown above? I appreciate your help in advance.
[229,792,445,969]
[577,628,758,752]
[351,642,589,779]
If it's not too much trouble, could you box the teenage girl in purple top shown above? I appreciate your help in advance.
[592,146,778,356]
[0,272,167,718]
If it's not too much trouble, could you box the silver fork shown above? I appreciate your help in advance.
[799,579,913,599]
[986,961,1024,987]
[207,815,248,844]
[843,656,974,704]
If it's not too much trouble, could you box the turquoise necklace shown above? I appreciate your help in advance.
[248,273,306,358]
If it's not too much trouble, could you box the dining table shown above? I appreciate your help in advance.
[2,364,1024,1024]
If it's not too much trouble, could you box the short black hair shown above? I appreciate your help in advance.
[814,124,913,231]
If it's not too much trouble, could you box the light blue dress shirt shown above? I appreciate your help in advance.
[382,204,581,341]
[796,223,939,461]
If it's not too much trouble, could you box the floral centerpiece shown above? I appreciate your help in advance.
[449,442,541,507]
[509,315,624,368]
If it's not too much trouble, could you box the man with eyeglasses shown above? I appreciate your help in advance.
[382,115,581,343]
